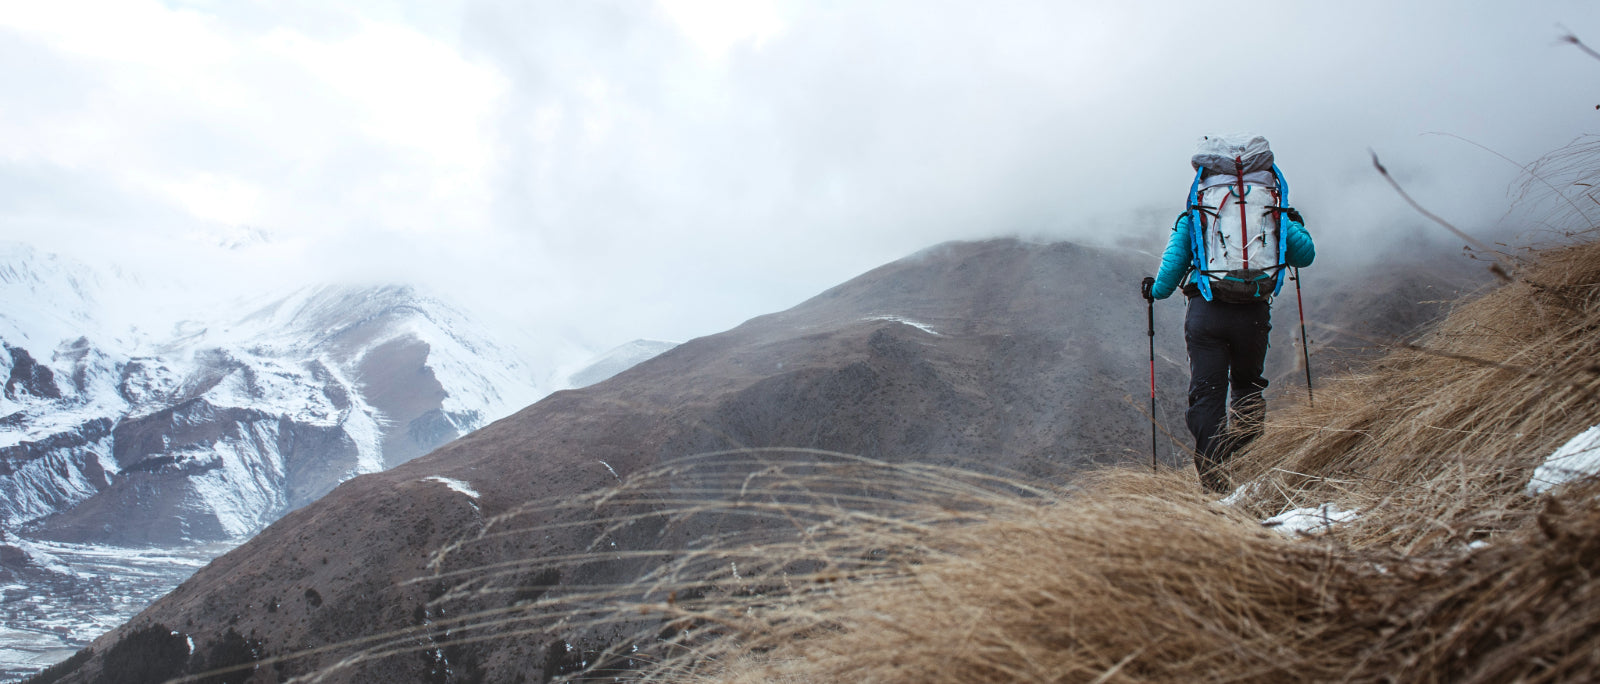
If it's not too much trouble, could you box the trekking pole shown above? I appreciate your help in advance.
[1291,267,1314,405]
[1142,276,1158,471]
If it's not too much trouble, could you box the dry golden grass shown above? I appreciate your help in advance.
[631,474,1600,684]
[1230,238,1600,555]
[597,237,1600,683]
[643,470,1399,683]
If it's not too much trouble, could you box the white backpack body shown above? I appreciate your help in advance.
[1186,135,1291,303]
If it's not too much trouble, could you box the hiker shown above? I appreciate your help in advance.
[1141,135,1315,494]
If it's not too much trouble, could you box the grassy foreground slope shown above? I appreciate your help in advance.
[624,237,1600,683]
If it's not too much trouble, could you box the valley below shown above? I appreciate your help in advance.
[0,541,233,682]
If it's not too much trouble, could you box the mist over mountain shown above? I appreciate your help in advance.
[32,236,1490,683]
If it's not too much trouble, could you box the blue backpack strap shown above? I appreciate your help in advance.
[1187,166,1213,301]
[1271,164,1290,296]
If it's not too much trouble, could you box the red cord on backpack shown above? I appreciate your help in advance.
[1235,155,1250,267]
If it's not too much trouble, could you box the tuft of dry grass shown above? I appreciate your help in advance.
[636,474,1600,684]
[644,469,1401,684]
[1229,238,1600,555]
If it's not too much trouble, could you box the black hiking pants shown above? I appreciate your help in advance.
[1184,298,1271,494]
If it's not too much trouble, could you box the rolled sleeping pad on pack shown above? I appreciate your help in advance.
[1192,134,1274,176]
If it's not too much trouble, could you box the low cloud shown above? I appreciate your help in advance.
[1,0,1596,371]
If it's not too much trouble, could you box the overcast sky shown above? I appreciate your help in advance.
[2,0,1597,373]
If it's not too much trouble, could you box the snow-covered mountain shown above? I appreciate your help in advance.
[567,339,678,388]
[0,244,542,546]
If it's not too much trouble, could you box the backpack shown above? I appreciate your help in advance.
[1184,135,1293,303]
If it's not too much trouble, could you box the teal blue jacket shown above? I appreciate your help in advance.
[1151,214,1315,300]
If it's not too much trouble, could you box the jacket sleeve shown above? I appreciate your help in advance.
[1283,218,1315,268]
[1151,214,1193,300]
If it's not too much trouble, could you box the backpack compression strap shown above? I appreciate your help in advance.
[1235,156,1250,267]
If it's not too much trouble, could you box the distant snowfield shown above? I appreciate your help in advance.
[0,626,76,677]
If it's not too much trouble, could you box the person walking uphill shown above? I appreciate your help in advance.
[1141,134,1315,494]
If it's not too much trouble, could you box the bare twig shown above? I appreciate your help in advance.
[1370,150,1514,281]
[1560,28,1600,62]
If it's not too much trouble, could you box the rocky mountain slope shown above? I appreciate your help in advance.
[36,238,1492,684]
[0,243,648,680]
[0,242,550,548]
[0,246,541,548]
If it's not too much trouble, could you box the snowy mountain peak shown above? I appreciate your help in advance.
[0,243,106,354]
[568,339,679,388]
[0,245,544,547]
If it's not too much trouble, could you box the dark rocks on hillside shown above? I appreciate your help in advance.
[110,400,271,469]
[29,404,366,546]
[4,345,61,401]
[0,418,113,479]
[0,419,115,530]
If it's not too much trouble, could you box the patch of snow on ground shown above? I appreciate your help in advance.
[1262,504,1359,537]
[1527,424,1600,495]
[425,476,479,499]
[864,315,940,336]
[1218,482,1259,506]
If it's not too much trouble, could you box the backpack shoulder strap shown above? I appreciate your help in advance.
[1186,166,1213,301]
[1271,164,1290,296]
